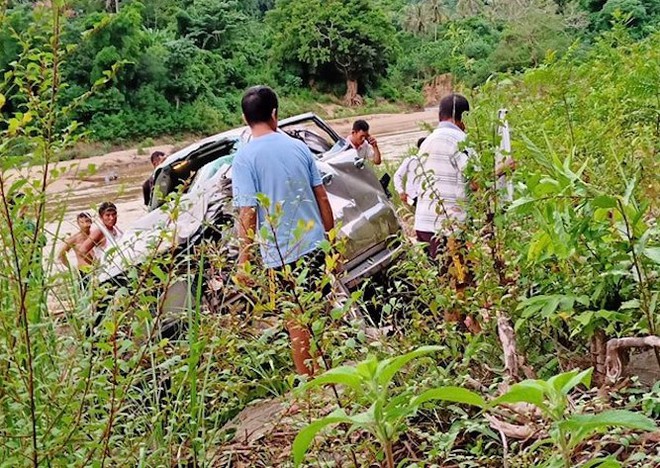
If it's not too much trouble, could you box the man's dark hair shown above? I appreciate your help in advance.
[150,150,165,165]
[98,201,117,216]
[439,94,470,122]
[352,120,369,132]
[77,212,92,220]
[241,85,278,126]
[416,137,426,148]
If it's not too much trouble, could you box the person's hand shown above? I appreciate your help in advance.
[399,192,408,203]
[367,135,378,147]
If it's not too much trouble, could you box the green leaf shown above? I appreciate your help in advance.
[642,247,660,264]
[0,93,5,111]
[561,410,657,450]
[548,368,592,395]
[619,299,640,310]
[592,195,617,209]
[376,346,443,387]
[292,410,352,466]
[508,196,536,212]
[7,118,20,136]
[528,231,552,262]
[623,177,637,205]
[490,380,550,411]
[580,457,622,468]
[302,366,364,394]
[411,386,486,409]
[152,265,168,283]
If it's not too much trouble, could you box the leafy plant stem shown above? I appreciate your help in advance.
[557,427,571,468]
[384,439,395,468]
[616,198,660,367]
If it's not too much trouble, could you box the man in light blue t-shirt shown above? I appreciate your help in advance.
[232,85,334,375]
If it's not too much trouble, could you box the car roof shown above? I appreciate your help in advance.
[156,112,322,170]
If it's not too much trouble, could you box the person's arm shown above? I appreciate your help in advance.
[306,146,334,232]
[142,178,152,206]
[58,234,75,268]
[237,207,257,265]
[231,154,258,267]
[393,158,409,202]
[78,228,104,264]
[367,136,382,165]
[313,185,334,232]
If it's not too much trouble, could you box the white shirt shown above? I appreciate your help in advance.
[346,136,375,161]
[413,122,470,233]
[393,156,421,203]
[93,223,123,258]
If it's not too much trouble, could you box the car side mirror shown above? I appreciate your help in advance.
[321,172,334,186]
[354,158,365,169]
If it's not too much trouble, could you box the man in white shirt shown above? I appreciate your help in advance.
[414,96,515,259]
[414,94,471,259]
[393,136,425,206]
[346,119,382,165]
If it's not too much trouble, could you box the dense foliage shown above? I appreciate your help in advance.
[1,0,659,144]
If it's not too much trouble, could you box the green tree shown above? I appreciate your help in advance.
[267,0,399,104]
[175,0,246,52]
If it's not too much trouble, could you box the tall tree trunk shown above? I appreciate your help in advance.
[343,78,362,107]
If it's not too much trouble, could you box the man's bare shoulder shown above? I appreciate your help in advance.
[68,232,89,245]
[87,226,105,242]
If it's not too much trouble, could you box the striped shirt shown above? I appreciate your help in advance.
[413,122,470,233]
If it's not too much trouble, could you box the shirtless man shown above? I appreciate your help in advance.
[58,212,93,271]
[78,202,123,264]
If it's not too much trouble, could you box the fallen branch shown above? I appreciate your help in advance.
[493,310,537,383]
[605,335,660,383]
[496,310,521,380]
[485,414,543,441]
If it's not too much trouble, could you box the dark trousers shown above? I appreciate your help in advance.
[416,231,472,288]
[416,230,445,260]
[270,249,330,295]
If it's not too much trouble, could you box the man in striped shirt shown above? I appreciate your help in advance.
[414,94,472,259]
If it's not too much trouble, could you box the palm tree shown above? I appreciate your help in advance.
[402,2,428,35]
[425,0,450,41]
[456,0,484,18]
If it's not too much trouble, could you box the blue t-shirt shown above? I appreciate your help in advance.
[232,132,325,268]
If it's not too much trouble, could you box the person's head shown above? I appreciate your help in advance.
[77,212,92,233]
[439,93,470,130]
[150,150,165,168]
[416,137,426,149]
[350,119,370,146]
[241,85,278,129]
[98,202,117,229]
